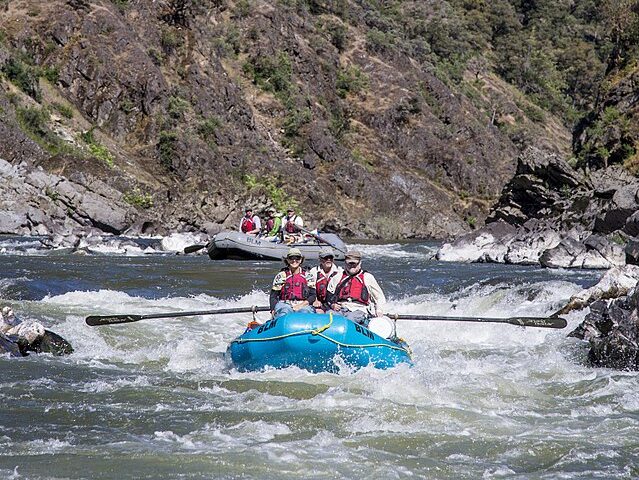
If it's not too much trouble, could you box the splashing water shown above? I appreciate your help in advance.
[1,242,636,479]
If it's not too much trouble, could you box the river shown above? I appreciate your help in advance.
[1,237,637,479]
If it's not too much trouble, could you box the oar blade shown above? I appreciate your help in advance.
[86,314,144,326]
[183,244,206,254]
[508,316,567,329]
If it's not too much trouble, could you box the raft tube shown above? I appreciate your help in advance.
[227,312,412,373]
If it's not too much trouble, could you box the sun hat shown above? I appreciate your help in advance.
[344,250,362,260]
[283,247,303,261]
[319,248,334,259]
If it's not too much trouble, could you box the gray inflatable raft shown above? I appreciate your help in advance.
[208,231,347,260]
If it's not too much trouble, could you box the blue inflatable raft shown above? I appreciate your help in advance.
[227,312,412,373]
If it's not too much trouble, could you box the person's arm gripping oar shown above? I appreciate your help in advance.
[86,306,271,326]
[386,314,567,329]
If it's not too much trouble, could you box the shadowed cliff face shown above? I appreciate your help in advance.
[0,0,572,239]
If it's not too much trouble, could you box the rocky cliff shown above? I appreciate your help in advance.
[0,0,578,240]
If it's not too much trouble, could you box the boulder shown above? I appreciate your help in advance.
[436,220,517,263]
[568,284,639,370]
[556,265,639,315]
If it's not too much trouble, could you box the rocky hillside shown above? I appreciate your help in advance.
[437,2,639,267]
[0,0,613,240]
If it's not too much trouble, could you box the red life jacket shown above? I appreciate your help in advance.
[241,216,255,233]
[285,215,298,233]
[280,268,309,301]
[315,269,339,303]
[266,218,275,231]
[335,271,370,305]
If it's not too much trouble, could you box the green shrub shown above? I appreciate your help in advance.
[242,174,299,213]
[283,107,311,138]
[123,188,153,208]
[148,48,163,66]
[16,106,70,154]
[329,106,350,139]
[160,28,182,54]
[2,58,41,101]
[336,65,368,98]
[243,52,292,97]
[41,66,59,84]
[233,0,251,18]
[158,130,178,170]
[167,95,189,119]
[52,102,74,119]
[366,28,393,54]
[326,21,347,52]
[197,116,221,142]
[80,129,114,167]
[17,106,49,139]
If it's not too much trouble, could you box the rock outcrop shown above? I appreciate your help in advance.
[569,283,639,370]
[0,157,135,239]
[438,147,639,268]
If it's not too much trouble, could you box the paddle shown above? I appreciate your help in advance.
[298,226,347,254]
[386,314,567,329]
[86,306,271,326]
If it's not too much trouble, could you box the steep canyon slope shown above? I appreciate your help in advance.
[0,0,582,238]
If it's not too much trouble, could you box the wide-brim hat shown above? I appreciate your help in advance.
[283,247,304,261]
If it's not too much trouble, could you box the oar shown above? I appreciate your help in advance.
[86,306,271,327]
[183,243,208,254]
[298,226,347,254]
[386,314,567,329]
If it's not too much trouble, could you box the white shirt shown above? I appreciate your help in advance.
[326,269,386,317]
[282,214,303,231]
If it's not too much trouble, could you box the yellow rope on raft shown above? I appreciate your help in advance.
[232,311,411,357]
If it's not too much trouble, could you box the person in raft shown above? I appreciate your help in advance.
[270,247,316,319]
[307,247,343,313]
[282,208,304,234]
[326,249,386,325]
[263,208,282,238]
[239,207,261,235]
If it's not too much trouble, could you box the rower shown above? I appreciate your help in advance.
[270,248,316,318]
[326,250,386,326]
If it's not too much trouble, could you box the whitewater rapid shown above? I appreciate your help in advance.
[1,240,636,479]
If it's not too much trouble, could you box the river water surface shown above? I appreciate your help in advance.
[1,238,637,479]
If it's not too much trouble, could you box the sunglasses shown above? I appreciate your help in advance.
[320,256,334,261]
[287,256,302,261]
[345,261,360,267]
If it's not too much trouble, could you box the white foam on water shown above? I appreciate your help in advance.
[20,438,72,455]
[160,232,208,253]
[347,242,436,260]
[80,375,152,393]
